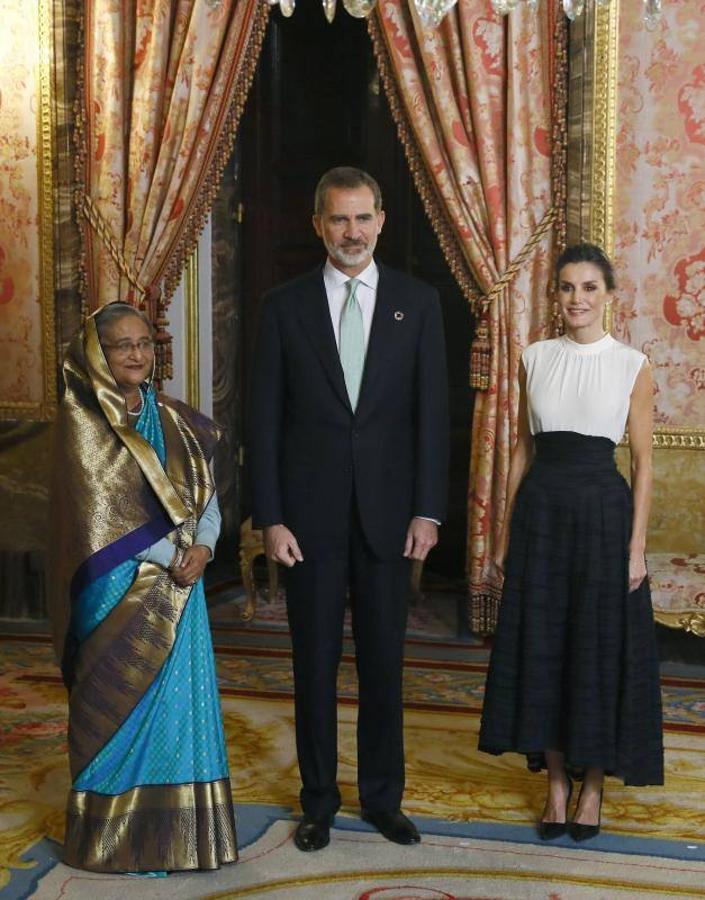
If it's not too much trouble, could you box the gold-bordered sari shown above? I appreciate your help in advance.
[49,316,237,872]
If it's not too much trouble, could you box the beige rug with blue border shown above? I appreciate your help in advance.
[2,587,704,899]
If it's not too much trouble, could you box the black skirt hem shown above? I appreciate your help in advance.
[478,742,665,787]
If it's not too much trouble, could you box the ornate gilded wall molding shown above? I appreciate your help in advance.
[566,8,593,245]
[567,2,705,450]
[566,2,619,255]
[37,0,58,420]
[0,0,57,421]
[652,428,705,451]
[588,2,619,261]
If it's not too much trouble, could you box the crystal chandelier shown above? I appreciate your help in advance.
[268,0,663,28]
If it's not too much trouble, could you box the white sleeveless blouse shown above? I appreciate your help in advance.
[522,333,647,444]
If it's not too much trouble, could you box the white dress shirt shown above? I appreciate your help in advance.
[323,258,379,350]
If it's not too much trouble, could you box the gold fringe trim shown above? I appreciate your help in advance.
[469,587,501,636]
[64,778,237,872]
[157,1,270,303]
[154,0,269,384]
[468,316,491,392]
[368,11,481,311]
[74,1,270,382]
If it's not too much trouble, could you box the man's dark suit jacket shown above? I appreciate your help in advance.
[248,262,449,561]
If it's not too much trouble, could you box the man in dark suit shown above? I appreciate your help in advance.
[248,167,448,852]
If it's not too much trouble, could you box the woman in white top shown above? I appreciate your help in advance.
[478,244,663,842]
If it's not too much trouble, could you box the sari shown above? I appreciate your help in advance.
[49,315,237,872]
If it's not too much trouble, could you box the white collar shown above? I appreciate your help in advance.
[324,257,379,290]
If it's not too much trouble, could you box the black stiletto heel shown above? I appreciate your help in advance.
[538,776,573,840]
[570,787,603,841]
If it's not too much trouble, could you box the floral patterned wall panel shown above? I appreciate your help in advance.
[614,2,704,431]
[0,0,55,420]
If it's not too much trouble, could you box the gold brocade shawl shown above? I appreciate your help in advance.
[49,316,221,777]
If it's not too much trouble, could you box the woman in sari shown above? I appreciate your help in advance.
[49,302,237,873]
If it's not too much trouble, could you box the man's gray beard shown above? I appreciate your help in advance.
[326,236,377,268]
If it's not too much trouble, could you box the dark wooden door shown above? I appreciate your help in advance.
[236,4,474,581]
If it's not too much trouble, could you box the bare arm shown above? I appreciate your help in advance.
[626,362,654,592]
[493,361,534,572]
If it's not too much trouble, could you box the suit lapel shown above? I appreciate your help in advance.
[357,264,397,416]
[296,268,352,412]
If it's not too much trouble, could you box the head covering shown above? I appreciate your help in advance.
[48,311,220,664]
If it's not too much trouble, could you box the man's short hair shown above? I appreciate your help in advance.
[314,167,383,215]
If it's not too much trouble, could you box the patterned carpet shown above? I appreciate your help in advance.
[1,594,705,899]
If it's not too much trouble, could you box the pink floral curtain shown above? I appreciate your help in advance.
[369,1,566,631]
[77,0,269,378]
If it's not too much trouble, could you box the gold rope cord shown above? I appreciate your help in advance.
[80,193,145,296]
[484,208,557,307]
[469,206,557,390]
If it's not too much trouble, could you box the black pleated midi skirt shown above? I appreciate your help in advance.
[478,431,664,786]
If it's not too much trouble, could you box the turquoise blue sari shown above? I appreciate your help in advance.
[71,389,229,794]
[61,387,237,872]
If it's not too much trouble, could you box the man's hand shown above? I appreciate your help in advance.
[264,524,304,567]
[403,517,438,561]
[172,544,211,587]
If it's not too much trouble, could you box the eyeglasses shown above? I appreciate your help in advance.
[103,338,156,357]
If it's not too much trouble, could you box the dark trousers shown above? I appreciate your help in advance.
[284,511,410,821]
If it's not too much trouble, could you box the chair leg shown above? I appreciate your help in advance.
[239,546,258,622]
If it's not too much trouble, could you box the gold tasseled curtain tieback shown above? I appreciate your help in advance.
[470,206,557,391]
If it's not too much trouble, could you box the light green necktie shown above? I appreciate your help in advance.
[339,277,365,411]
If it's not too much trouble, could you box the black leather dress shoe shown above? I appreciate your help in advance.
[293,816,330,852]
[361,809,421,845]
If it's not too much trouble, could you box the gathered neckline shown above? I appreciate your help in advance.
[559,332,615,355]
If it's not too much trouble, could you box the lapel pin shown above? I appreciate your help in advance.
[394,311,404,321]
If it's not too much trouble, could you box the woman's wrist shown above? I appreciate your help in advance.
[192,543,214,561]
[169,547,185,570]
[629,538,646,555]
